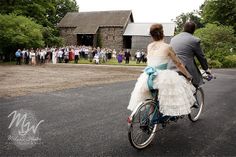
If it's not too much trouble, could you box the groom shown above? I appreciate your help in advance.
[168,21,210,87]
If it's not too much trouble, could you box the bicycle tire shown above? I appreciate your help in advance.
[188,87,204,122]
[128,100,158,149]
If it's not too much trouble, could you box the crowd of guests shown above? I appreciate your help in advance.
[15,48,52,65]
[14,46,147,65]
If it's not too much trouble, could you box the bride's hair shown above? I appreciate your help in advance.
[149,24,164,41]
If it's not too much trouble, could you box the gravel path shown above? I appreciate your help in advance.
[0,64,143,98]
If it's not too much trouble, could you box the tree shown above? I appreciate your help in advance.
[174,11,204,34]
[0,14,44,60]
[194,23,236,67]
[0,0,78,47]
[0,0,78,26]
[201,0,236,32]
[42,26,64,47]
[53,0,78,25]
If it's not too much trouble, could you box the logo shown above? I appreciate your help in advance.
[7,109,44,150]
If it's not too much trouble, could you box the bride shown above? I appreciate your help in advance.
[127,24,196,116]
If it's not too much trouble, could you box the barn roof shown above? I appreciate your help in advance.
[123,23,175,37]
[58,10,134,34]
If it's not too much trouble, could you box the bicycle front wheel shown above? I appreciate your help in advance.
[188,87,204,122]
[128,100,158,149]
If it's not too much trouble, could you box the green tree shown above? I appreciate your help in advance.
[0,0,78,47]
[174,11,204,34]
[42,26,64,47]
[0,14,44,60]
[195,23,236,67]
[201,0,236,32]
[53,0,78,25]
[0,0,78,26]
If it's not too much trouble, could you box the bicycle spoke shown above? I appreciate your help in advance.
[133,129,150,144]
[133,130,143,142]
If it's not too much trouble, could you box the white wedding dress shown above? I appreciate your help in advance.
[127,43,196,116]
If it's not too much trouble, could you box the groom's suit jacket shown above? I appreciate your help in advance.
[168,32,208,86]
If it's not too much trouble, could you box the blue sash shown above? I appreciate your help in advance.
[144,63,167,93]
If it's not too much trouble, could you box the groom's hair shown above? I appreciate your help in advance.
[183,22,196,34]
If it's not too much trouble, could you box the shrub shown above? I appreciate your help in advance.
[208,59,223,68]
[195,24,236,68]
[222,55,236,68]
[0,14,44,59]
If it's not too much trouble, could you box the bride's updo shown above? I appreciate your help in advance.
[150,24,164,41]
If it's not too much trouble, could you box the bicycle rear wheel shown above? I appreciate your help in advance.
[188,87,204,122]
[128,100,158,149]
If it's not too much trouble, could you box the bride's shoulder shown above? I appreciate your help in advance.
[162,43,171,48]
[161,43,172,52]
[147,42,171,53]
[147,42,154,49]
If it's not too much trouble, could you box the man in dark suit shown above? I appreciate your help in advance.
[168,21,211,87]
[124,49,131,64]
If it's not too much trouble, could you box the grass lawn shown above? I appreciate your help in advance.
[0,59,147,66]
[72,58,147,66]
[0,61,17,65]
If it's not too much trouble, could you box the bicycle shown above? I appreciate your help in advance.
[127,71,215,149]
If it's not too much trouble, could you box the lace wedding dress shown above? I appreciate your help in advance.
[127,43,196,116]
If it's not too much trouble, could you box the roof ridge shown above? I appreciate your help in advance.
[79,10,132,13]
[129,22,175,24]
[65,10,132,14]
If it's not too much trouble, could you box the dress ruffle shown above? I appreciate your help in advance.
[127,70,196,116]
[127,73,152,111]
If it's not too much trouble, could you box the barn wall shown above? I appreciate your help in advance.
[59,27,77,46]
[98,27,124,51]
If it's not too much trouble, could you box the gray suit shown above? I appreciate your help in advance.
[168,32,208,86]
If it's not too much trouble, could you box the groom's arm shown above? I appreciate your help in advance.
[193,39,208,70]
[168,46,192,80]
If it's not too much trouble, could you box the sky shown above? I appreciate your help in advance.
[76,0,205,23]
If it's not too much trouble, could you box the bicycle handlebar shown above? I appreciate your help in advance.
[200,70,216,81]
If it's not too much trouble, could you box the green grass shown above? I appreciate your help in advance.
[0,59,147,66]
[72,58,147,66]
[0,61,16,65]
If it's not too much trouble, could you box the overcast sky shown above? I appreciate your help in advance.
[76,0,205,23]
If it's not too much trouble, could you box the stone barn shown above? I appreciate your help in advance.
[58,10,134,51]
[123,23,176,51]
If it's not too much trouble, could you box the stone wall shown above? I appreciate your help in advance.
[98,27,124,51]
[59,27,77,46]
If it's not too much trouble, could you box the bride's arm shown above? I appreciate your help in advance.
[168,46,192,80]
